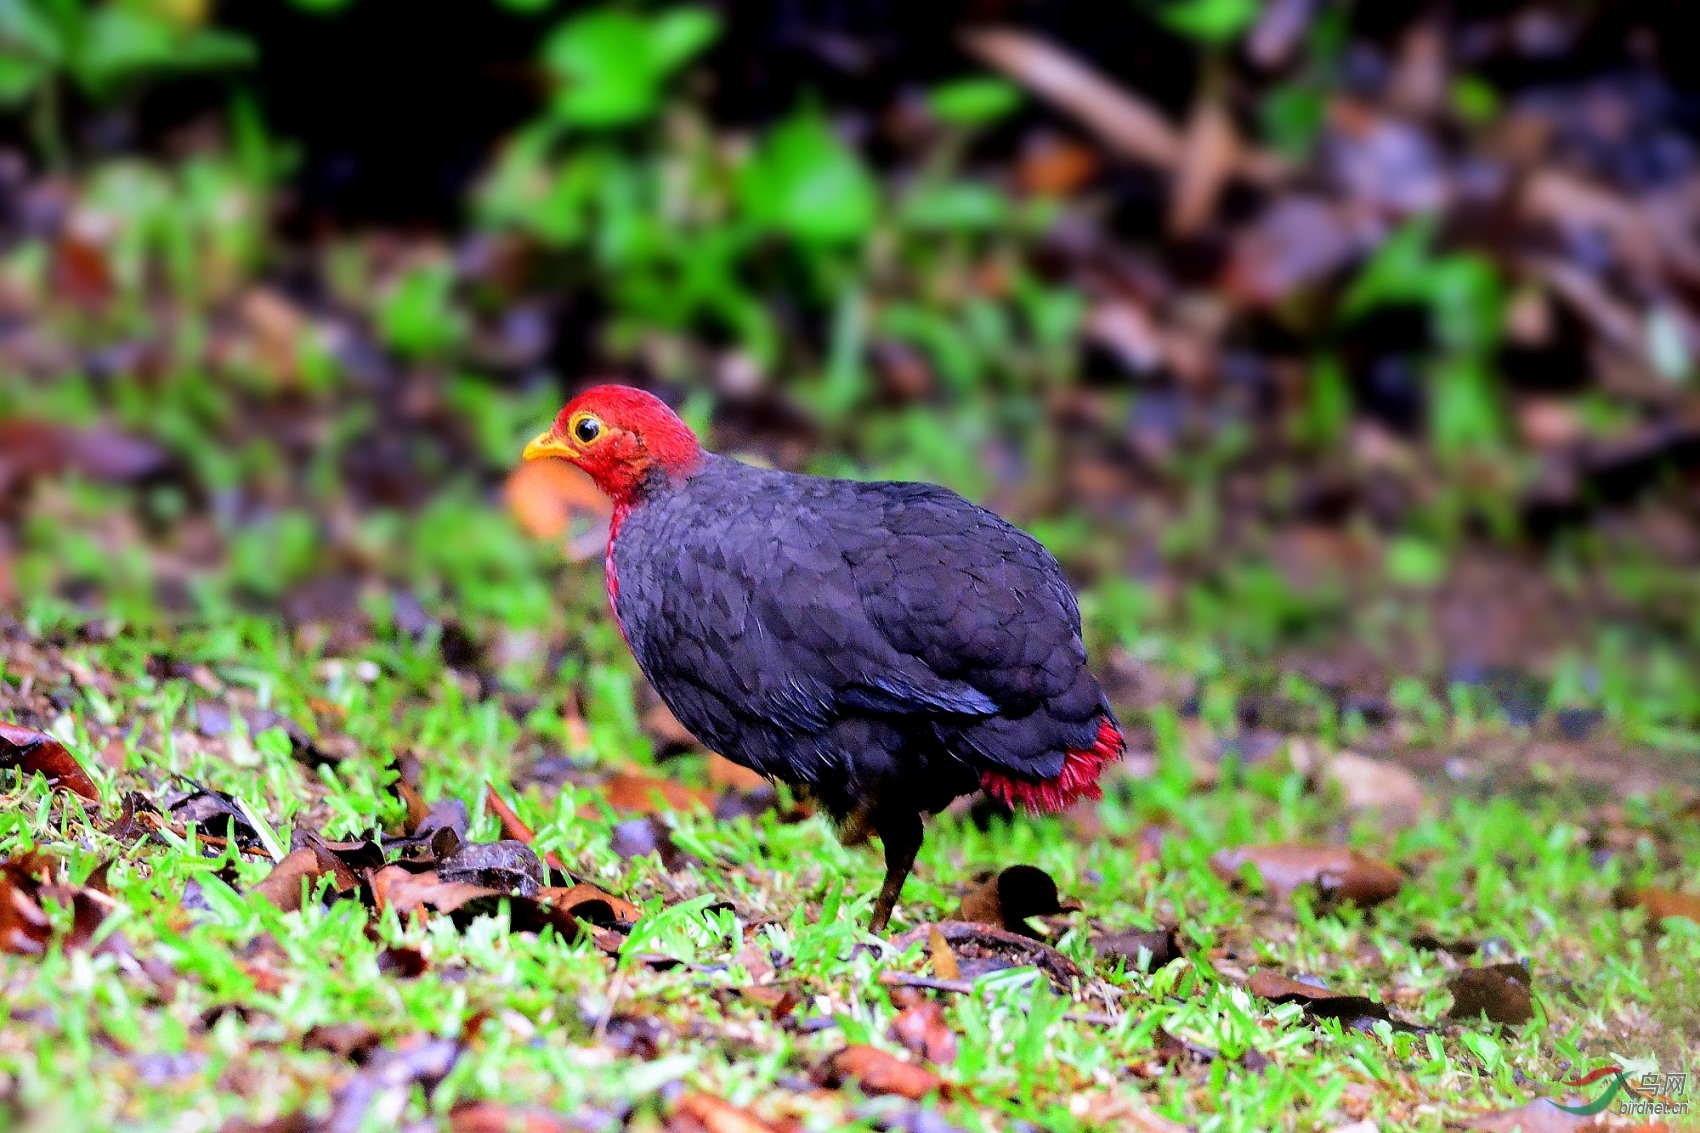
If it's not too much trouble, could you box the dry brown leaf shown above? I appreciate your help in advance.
[960,28,1181,167]
[0,853,112,957]
[706,753,767,793]
[817,1044,944,1100]
[0,858,52,955]
[669,1091,784,1133]
[1210,845,1404,906]
[1169,95,1238,239]
[889,1000,958,1066]
[1093,926,1182,972]
[537,883,642,929]
[600,770,714,815]
[1323,751,1427,826]
[1016,133,1100,197]
[1468,1098,1605,1132]
[450,1102,586,1133]
[1447,963,1534,1026]
[252,848,331,913]
[892,920,1084,990]
[1615,886,1700,924]
[505,459,611,557]
[1246,970,1398,1032]
[927,925,960,981]
[1,722,99,802]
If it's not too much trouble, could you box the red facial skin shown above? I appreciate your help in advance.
[545,385,705,508]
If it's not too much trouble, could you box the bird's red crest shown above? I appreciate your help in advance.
[981,717,1124,814]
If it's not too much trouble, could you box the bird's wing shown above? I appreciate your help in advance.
[839,482,1109,774]
[617,483,999,742]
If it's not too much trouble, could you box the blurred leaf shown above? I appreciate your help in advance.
[0,0,66,63]
[287,0,356,10]
[1158,0,1258,46]
[929,77,1021,126]
[1450,76,1498,126]
[493,0,554,10]
[900,181,1007,233]
[378,260,465,359]
[1260,85,1325,159]
[544,6,718,128]
[1299,354,1350,447]
[1385,536,1446,589]
[1428,255,1503,354]
[738,108,877,245]
[1342,215,1438,321]
[74,7,252,96]
[1431,358,1505,458]
[0,53,44,104]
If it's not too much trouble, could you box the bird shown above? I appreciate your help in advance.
[522,384,1123,932]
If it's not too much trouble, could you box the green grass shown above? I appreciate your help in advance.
[3,526,1698,1131]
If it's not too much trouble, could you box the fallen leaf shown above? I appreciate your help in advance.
[955,865,1079,937]
[1016,133,1100,196]
[252,848,333,913]
[1468,1098,1601,1132]
[889,1000,958,1065]
[164,781,264,850]
[505,458,610,558]
[610,816,685,871]
[601,770,714,815]
[927,925,960,981]
[302,1022,382,1062]
[451,1102,590,1133]
[535,883,642,930]
[1211,845,1404,907]
[0,420,172,499]
[1093,926,1182,972]
[0,722,99,802]
[320,1037,460,1133]
[1169,95,1237,238]
[1447,963,1535,1026]
[0,853,113,957]
[376,945,428,978]
[0,856,52,955]
[436,840,546,897]
[891,920,1084,990]
[1616,887,1700,924]
[482,782,572,878]
[705,753,766,793]
[1247,970,1406,1033]
[817,1044,944,1100]
[1323,752,1427,826]
[669,1091,783,1133]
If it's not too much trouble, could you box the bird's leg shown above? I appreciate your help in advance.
[867,809,923,935]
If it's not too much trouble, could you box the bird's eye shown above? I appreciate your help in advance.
[573,415,603,444]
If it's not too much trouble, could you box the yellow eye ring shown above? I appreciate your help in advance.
[569,413,604,445]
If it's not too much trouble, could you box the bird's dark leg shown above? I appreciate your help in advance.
[868,809,923,934]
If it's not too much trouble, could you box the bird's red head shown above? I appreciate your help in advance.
[521,384,703,505]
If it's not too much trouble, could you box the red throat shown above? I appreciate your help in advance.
[981,717,1125,814]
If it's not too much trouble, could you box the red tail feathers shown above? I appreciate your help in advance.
[980,717,1124,814]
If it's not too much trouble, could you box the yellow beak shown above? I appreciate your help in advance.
[522,430,575,463]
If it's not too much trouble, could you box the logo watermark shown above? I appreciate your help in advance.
[1550,1065,1689,1118]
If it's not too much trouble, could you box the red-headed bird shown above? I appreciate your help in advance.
[523,385,1123,931]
